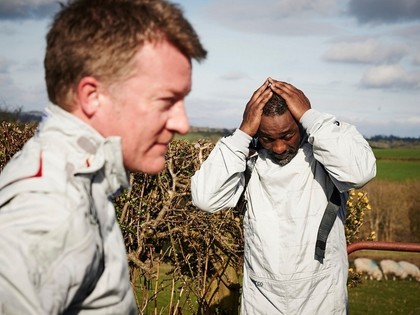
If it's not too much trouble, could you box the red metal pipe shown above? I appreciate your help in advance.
[347,241,420,255]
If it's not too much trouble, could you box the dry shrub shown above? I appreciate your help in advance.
[0,121,37,169]
[361,180,420,243]
[114,139,244,314]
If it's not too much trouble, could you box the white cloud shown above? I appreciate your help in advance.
[323,39,408,64]
[266,0,337,17]
[0,0,58,20]
[0,23,16,35]
[205,0,337,19]
[220,70,249,81]
[201,0,340,36]
[413,53,420,66]
[0,56,13,73]
[360,64,420,89]
[186,97,243,129]
[343,114,420,138]
[347,0,420,24]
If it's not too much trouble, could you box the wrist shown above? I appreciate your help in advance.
[239,125,255,137]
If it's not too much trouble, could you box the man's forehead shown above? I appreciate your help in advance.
[259,113,295,131]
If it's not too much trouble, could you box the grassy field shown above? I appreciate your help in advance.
[375,160,420,181]
[348,279,420,315]
[134,264,198,315]
[135,252,420,314]
[348,251,420,314]
[373,148,420,160]
[373,148,420,181]
[136,267,420,315]
[175,130,229,143]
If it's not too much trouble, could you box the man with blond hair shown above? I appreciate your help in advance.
[0,0,206,313]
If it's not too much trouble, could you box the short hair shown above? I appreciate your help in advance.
[262,92,288,116]
[44,0,207,110]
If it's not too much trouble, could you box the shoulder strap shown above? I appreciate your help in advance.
[236,154,257,214]
[314,185,341,263]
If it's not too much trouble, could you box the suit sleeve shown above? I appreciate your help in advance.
[191,129,252,212]
[300,109,377,192]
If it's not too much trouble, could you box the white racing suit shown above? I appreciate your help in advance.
[191,109,376,314]
[0,105,137,314]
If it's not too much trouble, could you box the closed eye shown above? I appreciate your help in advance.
[260,136,275,142]
[159,97,178,109]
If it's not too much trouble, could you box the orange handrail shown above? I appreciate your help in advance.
[347,241,420,255]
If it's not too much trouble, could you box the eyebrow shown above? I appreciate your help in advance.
[167,88,191,100]
[259,129,293,138]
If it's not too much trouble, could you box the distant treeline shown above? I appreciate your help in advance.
[1,107,419,145]
[368,135,420,143]
[189,127,420,148]
[368,135,420,149]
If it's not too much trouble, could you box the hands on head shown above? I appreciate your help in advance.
[239,79,272,136]
[239,78,311,137]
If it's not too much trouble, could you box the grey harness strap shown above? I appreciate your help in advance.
[314,185,341,263]
[236,154,257,214]
[236,143,341,263]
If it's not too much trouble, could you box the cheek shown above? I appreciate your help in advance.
[130,114,161,137]
[259,141,271,151]
[288,141,300,153]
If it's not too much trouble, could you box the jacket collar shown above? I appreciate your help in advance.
[40,104,129,197]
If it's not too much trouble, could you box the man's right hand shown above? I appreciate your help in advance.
[239,79,273,137]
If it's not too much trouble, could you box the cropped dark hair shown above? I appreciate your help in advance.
[262,93,288,116]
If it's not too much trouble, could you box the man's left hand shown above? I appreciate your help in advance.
[268,79,311,121]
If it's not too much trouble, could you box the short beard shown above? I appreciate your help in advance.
[268,149,298,166]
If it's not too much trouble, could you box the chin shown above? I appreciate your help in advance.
[141,158,166,174]
[144,165,165,174]
[126,156,166,174]
[270,152,297,166]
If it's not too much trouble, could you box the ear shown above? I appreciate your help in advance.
[76,77,102,118]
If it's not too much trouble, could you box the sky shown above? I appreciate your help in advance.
[0,0,419,138]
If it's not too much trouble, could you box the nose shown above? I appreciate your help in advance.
[272,139,287,155]
[167,102,190,135]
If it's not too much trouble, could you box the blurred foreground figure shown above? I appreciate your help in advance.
[191,78,376,314]
[0,0,206,313]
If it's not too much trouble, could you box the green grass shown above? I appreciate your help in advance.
[137,275,420,315]
[349,252,420,314]
[137,257,420,315]
[348,279,420,315]
[134,264,198,315]
[371,148,420,181]
[175,131,226,143]
[373,148,420,160]
[375,160,420,181]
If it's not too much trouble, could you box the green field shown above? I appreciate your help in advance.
[373,148,420,160]
[373,148,420,181]
[348,251,420,314]
[176,131,227,143]
[136,270,420,315]
[375,160,420,181]
[349,280,420,315]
